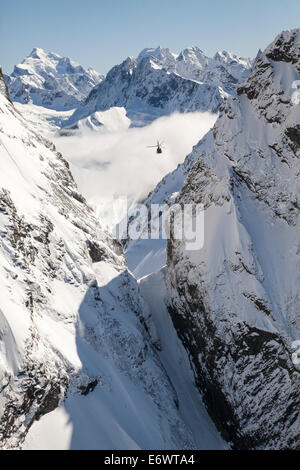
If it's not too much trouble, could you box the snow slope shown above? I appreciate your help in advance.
[0,74,196,449]
[13,102,74,136]
[166,28,300,449]
[11,103,130,138]
[139,267,226,450]
[6,48,103,110]
[66,46,252,127]
[21,244,226,451]
[60,107,131,135]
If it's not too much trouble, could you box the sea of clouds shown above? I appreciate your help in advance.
[54,111,217,229]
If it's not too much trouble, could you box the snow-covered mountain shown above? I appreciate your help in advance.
[1,27,298,450]
[137,45,252,88]
[0,72,219,449]
[66,46,253,127]
[6,48,103,110]
[163,28,300,449]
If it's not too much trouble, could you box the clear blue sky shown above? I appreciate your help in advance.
[1,0,299,74]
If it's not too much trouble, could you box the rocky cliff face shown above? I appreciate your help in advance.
[0,68,11,103]
[0,75,193,449]
[5,48,103,110]
[166,29,300,449]
[67,46,252,127]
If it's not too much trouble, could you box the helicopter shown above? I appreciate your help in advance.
[147,140,164,154]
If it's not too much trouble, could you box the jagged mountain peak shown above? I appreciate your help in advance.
[184,45,205,53]
[214,49,238,61]
[122,56,137,68]
[265,27,300,64]
[103,56,137,85]
[137,46,177,63]
[109,56,137,73]
[7,48,103,110]
[12,47,84,77]
[28,46,46,58]
[178,45,207,59]
[27,46,59,60]
[237,27,300,117]
[176,46,209,74]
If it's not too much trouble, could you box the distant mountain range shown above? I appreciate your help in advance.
[67,46,253,127]
[4,45,253,126]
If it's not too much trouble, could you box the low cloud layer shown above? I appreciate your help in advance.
[54,111,217,228]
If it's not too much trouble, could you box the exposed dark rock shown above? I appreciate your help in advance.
[0,68,12,103]
[87,240,107,263]
[80,379,99,396]
[285,125,300,148]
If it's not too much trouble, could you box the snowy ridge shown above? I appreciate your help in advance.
[60,107,131,135]
[138,45,252,87]
[67,46,252,127]
[6,48,103,110]
[165,28,300,449]
[0,77,198,449]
